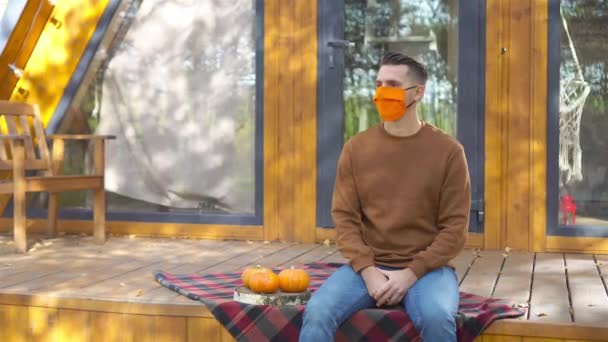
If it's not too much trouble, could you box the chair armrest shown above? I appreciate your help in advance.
[48,134,116,140]
[0,134,28,140]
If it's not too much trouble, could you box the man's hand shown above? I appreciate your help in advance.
[360,266,389,299]
[374,268,418,307]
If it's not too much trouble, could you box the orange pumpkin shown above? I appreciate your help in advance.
[241,265,262,288]
[278,266,310,293]
[248,268,279,294]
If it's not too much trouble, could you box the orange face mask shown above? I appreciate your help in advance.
[373,86,417,122]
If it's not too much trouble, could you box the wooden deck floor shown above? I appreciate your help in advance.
[0,233,607,341]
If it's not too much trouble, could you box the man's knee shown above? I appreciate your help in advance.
[303,295,339,327]
[415,300,457,331]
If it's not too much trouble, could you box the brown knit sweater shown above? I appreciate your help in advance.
[332,122,471,278]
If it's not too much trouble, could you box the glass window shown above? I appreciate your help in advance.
[344,0,458,142]
[558,1,608,227]
[0,0,27,53]
[30,0,260,217]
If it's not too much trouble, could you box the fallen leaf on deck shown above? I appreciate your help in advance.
[596,262,603,267]
[129,235,136,239]
[517,303,529,308]
[504,246,511,253]
[120,282,126,287]
[323,239,331,246]
[135,289,144,297]
[536,312,547,317]
[263,241,270,244]
[246,240,253,244]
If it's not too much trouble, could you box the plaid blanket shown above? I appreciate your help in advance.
[155,262,524,342]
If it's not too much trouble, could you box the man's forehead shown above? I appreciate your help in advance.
[377,64,409,81]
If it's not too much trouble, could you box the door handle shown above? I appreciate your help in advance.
[327,40,353,69]
[328,40,354,49]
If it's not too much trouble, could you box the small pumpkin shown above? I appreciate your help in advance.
[248,267,280,294]
[241,265,264,288]
[278,266,310,293]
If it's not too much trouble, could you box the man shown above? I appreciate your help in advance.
[300,52,471,341]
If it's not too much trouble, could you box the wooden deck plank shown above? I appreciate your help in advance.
[0,236,164,282]
[26,239,221,295]
[459,250,505,297]
[74,240,237,300]
[596,254,608,295]
[451,249,478,283]
[12,239,224,297]
[141,243,331,304]
[492,252,534,318]
[170,242,298,303]
[202,242,297,274]
[320,248,347,264]
[280,244,337,266]
[246,242,319,268]
[529,253,572,323]
[565,254,608,326]
[134,242,266,303]
[112,241,262,301]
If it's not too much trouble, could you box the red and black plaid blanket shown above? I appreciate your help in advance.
[155,262,524,342]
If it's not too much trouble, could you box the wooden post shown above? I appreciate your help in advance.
[93,139,106,243]
[264,0,317,243]
[12,139,27,252]
[47,138,64,238]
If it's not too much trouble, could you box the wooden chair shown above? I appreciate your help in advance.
[0,100,115,252]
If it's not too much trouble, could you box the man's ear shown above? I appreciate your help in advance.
[416,85,426,101]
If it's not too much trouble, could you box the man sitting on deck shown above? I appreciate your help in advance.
[300,52,471,342]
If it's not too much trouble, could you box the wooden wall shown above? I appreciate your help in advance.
[264,0,317,243]
[1,301,605,342]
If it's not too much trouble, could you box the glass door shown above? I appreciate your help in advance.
[317,0,485,233]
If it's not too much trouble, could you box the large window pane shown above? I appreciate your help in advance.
[0,0,27,53]
[344,0,458,142]
[31,0,258,216]
[558,1,608,227]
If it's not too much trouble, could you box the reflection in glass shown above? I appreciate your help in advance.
[344,0,458,142]
[0,0,27,53]
[559,2,608,226]
[30,0,258,215]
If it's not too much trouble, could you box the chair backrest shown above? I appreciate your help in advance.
[0,100,51,172]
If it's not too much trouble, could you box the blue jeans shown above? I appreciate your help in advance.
[300,265,459,342]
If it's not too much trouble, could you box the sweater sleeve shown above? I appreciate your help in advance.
[332,141,375,273]
[408,145,471,279]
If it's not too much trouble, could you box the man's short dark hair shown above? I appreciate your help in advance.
[380,52,428,85]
